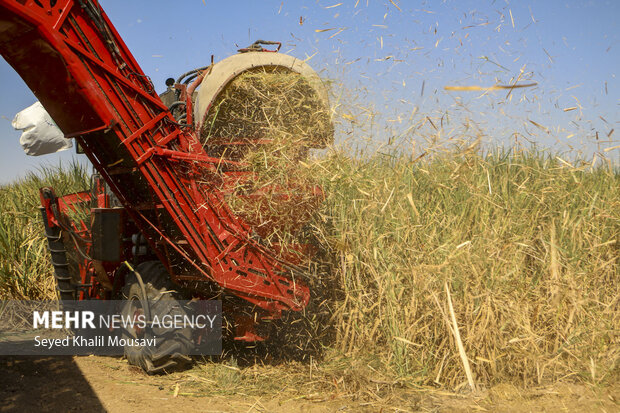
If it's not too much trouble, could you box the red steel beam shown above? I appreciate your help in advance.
[0,0,309,312]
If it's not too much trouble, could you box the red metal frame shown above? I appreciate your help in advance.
[0,0,310,316]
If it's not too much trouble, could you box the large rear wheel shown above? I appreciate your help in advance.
[120,261,193,374]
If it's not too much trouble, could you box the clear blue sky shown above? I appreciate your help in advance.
[1,0,618,184]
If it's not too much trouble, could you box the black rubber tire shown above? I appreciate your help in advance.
[120,261,193,374]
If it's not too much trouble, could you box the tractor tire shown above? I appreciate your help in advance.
[120,261,193,374]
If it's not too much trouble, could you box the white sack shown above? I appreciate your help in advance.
[11,101,72,156]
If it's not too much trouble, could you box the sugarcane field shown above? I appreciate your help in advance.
[0,1,618,412]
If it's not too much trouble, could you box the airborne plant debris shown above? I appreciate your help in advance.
[193,62,619,388]
[1,0,618,397]
[200,67,332,252]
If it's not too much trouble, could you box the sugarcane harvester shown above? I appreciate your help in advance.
[0,0,332,373]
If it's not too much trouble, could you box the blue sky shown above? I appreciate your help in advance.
[0,0,618,184]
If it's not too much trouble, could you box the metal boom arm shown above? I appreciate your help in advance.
[0,0,309,313]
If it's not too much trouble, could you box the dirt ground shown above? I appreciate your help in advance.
[0,355,618,412]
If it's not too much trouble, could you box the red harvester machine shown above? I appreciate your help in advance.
[0,0,331,373]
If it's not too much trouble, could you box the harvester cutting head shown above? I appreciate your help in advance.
[194,49,333,147]
[180,45,333,256]
[1,0,331,372]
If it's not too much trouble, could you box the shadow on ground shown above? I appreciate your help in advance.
[0,355,105,412]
